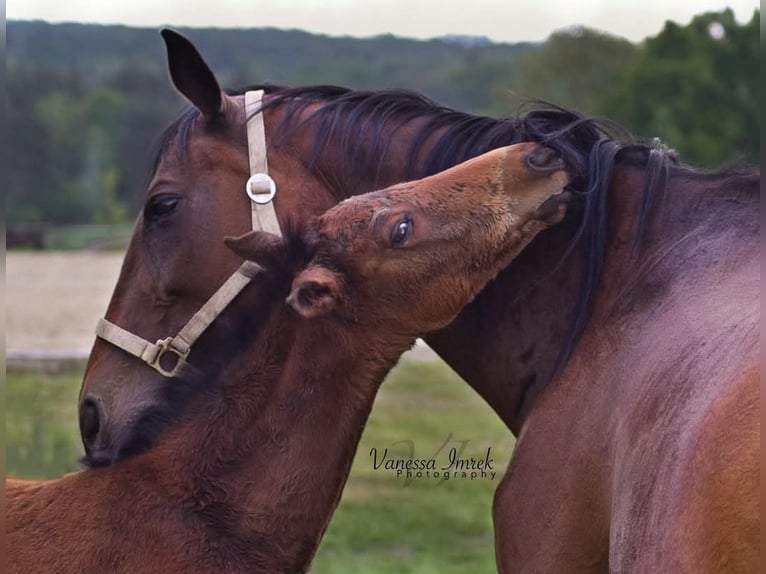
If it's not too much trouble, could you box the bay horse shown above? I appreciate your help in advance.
[74,30,759,571]
[6,143,569,572]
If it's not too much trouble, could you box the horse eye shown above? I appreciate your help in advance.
[145,195,180,221]
[390,218,412,247]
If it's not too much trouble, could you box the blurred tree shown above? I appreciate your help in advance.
[444,45,529,116]
[513,27,639,115]
[30,87,128,223]
[606,9,759,167]
[6,22,532,224]
[5,16,759,224]
[7,66,85,223]
[103,63,179,212]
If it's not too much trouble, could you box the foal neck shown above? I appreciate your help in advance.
[158,308,412,571]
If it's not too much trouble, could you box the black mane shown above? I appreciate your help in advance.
[245,83,678,366]
[153,83,679,367]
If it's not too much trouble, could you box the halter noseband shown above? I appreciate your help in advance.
[94,90,281,377]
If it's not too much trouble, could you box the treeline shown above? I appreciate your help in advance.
[7,10,759,224]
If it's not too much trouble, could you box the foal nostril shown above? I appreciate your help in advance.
[79,396,104,450]
[526,145,564,172]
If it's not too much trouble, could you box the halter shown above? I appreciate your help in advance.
[94,90,281,377]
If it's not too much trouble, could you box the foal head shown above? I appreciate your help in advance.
[227,142,570,337]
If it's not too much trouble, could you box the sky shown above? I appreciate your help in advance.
[6,0,760,43]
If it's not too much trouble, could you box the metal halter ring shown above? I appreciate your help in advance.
[150,337,190,378]
[245,173,277,204]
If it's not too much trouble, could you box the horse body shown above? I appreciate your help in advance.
[489,167,759,572]
[7,143,568,572]
[62,32,759,571]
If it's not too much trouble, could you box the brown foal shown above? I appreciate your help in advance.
[6,143,569,573]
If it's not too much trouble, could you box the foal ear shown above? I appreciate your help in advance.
[287,266,343,319]
[161,28,223,119]
[224,231,285,269]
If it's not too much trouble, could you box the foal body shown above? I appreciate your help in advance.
[6,143,569,573]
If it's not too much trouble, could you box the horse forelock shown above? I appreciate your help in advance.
[145,106,201,187]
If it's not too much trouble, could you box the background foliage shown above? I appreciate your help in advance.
[6,9,760,225]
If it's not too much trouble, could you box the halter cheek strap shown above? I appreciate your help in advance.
[245,90,281,234]
[95,90,281,378]
[95,260,264,377]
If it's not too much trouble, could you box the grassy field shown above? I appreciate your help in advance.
[6,360,515,572]
[6,371,86,478]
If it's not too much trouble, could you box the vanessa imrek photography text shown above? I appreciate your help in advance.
[369,434,497,485]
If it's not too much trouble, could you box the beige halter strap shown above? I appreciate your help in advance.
[95,90,281,377]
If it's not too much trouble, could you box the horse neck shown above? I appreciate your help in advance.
[302,121,585,434]
[432,162,758,434]
[149,308,411,570]
[310,112,630,434]
[423,207,587,434]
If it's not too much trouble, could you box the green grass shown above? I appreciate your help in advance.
[312,360,514,573]
[6,360,515,572]
[6,371,84,478]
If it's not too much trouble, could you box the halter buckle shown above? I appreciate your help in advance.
[245,173,276,204]
[150,337,189,378]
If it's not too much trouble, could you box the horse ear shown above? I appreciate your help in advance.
[286,266,343,319]
[161,28,223,119]
[224,231,285,269]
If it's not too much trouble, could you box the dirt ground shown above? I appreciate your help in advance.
[6,251,125,353]
[5,251,438,360]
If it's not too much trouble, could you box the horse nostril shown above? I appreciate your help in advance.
[526,145,564,172]
[79,396,103,450]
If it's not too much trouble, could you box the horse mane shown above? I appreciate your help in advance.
[243,83,683,368]
[150,83,681,369]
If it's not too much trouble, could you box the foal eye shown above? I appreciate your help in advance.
[144,194,180,221]
[390,218,412,247]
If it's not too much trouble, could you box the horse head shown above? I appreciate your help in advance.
[78,30,340,466]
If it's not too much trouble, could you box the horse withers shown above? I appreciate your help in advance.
[6,143,570,573]
[76,30,760,571]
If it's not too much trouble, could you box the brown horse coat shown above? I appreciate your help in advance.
[69,30,761,572]
[6,144,569,573]
[488,168,759,572]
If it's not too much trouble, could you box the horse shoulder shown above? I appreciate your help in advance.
[674,361,759,571]
[632,360,759,573]
[605,294,758,571]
